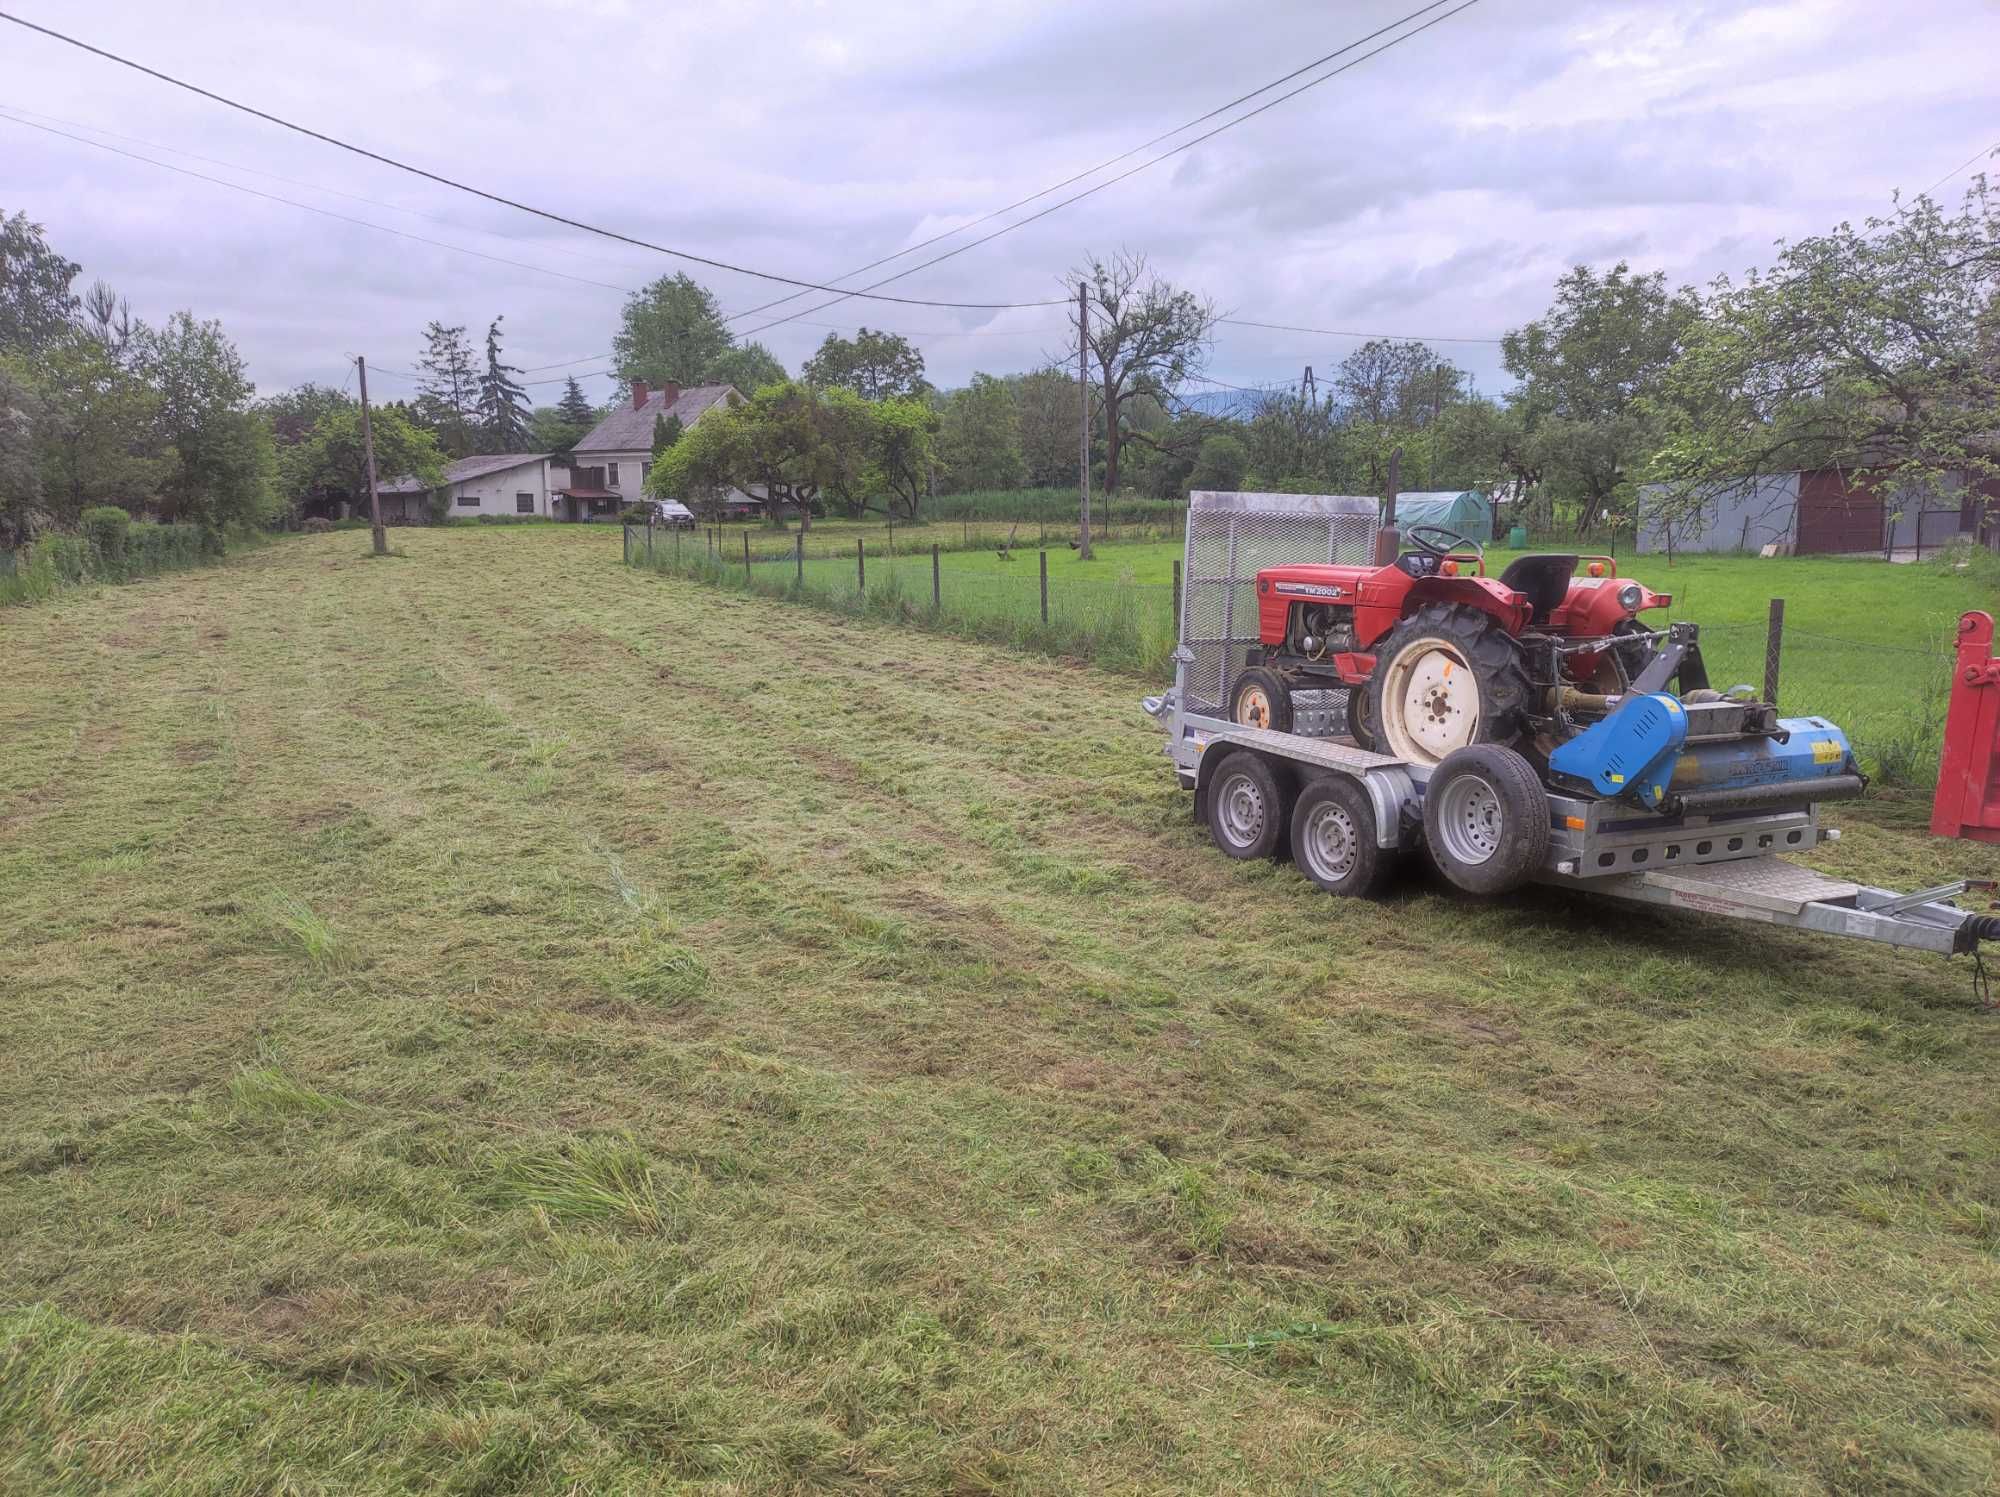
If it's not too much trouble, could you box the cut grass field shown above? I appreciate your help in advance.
[3,525,1998,1493]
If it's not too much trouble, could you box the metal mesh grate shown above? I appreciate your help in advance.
[1179,491,1379,715]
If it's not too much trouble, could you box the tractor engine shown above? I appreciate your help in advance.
[1284,601,1356,661]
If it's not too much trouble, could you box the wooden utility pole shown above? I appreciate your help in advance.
[356,356,387,556]
[1077,279,1093,561]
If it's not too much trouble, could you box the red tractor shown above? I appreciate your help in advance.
[1230,524,1680,766]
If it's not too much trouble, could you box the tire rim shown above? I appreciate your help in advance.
[1235,684,1273,730]
[1298,798,1359,883]
[1216,771,1265,848]
[1435,773,1503,866]
[1380,638,1479,765]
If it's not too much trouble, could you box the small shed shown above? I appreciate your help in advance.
[1383,490,1495,543]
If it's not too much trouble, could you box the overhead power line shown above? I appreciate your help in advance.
[0,8,1065,310]
[721,0,1460,330]
[1924,140,2000,196]
[1216,316,1504,345]
[734,0,1486,341]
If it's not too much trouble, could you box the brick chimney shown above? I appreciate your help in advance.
[630,379,649,410]
[658,381,681,409]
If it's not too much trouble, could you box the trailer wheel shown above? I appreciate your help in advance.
[1290,776,1388,896]
[1228,667,1293,733]
[1205,750,1289,861]
[1422,745,1548,895]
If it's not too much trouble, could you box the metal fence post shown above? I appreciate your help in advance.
[675,527,681,564]
[1764,597,1785,706]
[743,530,751,583]
[857,537,865,593]
[1039,550,1049,624]
[1172,557,1182,635]
[646,517,654,563]
[795,531,804,588]
[932,543,941,610]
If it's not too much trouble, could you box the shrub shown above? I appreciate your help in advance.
[301,517,334,534]
[79,506,131,571]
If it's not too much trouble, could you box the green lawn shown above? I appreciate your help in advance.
[3,526,1997,1492]
[654,527,1998,783]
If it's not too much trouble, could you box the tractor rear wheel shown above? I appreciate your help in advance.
[1346,684,1376,751]
[1229,667,1293,733]
[1364,603,1532,767]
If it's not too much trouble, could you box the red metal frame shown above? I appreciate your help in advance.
[1932,611,2000,844]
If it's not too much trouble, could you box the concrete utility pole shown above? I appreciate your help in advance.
[356,355,387,557]
[1077,278,1093,561]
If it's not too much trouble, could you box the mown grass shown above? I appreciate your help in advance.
[2,524,1997,1493]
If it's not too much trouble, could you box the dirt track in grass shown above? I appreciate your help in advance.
[2,525,1997,1493]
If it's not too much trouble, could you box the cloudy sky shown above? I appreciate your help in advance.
[4,0,1995,408]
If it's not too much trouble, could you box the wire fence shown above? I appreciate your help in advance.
[623,524,1962,787]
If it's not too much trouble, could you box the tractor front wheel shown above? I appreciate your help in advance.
[1364,603,1531,767]
[1229,667,1293,734]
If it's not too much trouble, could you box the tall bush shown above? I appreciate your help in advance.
[79,504,130,573]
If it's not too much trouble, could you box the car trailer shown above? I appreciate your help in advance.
[1144,491,2000,970]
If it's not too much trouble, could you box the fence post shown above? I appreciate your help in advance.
[675,527,681,565]
[1172,557,1182,635]
[796,531,804,589]
[857,537,865,593]
[931,543,941,611]
[1764,597,1785,706]
[743,530,751,583]
[1039,550,1049,624]
[646,517,654,563]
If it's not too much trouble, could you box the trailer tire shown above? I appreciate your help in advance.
[1229,667,1293,733]
[1423,745,1548,895]
[1205,750,1290,861]
[1290,776,1389,897]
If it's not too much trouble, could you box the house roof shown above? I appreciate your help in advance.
[377,452,548,494]
[574,384,738,454]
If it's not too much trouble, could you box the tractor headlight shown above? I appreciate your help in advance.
[1616,583,1643,612]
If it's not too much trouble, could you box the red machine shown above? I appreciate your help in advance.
[1933,611,2000,844]
[1231,524,1674,765]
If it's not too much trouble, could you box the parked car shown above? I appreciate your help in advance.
[646,500,696,529]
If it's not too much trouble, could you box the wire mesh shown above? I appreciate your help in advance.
[1180,491,1379,715]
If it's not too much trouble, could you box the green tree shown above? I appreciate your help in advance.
[29,333,165,525]
[612,273,732,387]
[1012,367,1080,488]
[1503,261,1697,534]
[258,383,353,448]
[529,405,584,460]
[867,396,940,519]
[1334,339,1465,428]
[1188,433,1248,494]
[416,322,478,457]
[0,209,81,355]
[802,327,927,400]
[936,373,1023,491]
[1649,185,2000,525]
[705,341,787,393]
[283,403,445,511]
[651,412,684,457]
[555,375,597,429]
[1244,386,1342,491]
[477,317,532,452]
[650,380,866,530]
[137,312,274,528]
[0,356,43,543]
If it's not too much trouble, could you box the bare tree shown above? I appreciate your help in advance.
[1071,251,1217,501]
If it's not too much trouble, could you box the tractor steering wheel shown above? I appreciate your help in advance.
[1403,523,1484,561]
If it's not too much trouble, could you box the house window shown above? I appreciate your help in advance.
[607,462,620,487]
[455,494,478,507]
[516,493,534,514]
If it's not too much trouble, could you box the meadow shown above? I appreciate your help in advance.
[646,522,1997,784]
[2,525,1997,1493]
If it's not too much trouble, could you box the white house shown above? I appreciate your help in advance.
[556,380,741,521]
[378,452,564,520]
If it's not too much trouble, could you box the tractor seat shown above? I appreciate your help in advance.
[1497,554,1579,625]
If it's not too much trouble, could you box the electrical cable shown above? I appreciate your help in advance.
[720,0,1460,329]
[0,8,1067,310]
[1216,316,1504,344]
[734,0,1485,340]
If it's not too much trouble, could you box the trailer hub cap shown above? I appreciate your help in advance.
[1299,799,1359,881]
[1216,772,1265,848]
[1435,773,1503,866]
[1381,641,1479,764]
